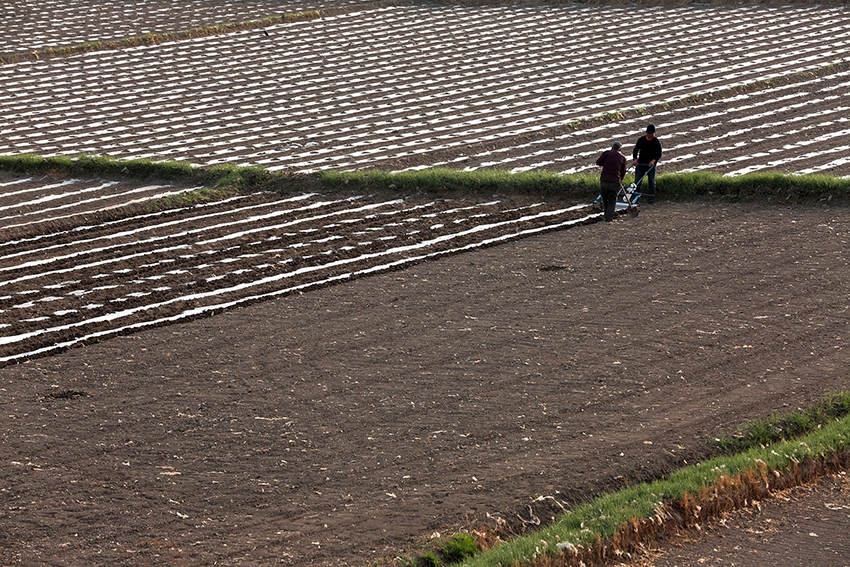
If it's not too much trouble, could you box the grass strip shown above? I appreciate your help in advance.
[318,168,600,200]
[2,154,850,209]
[450,413,850,567]
[0,154,271,203]
[324,168,850,204]
[657,170,850,203]
[0,154,601,203]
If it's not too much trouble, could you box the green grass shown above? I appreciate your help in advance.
[442,533,478,563]
[658,170,850,203]
[319,168,600,200]
[0,153,193,180]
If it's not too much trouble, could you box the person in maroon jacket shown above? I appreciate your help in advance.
[595,141,627,222]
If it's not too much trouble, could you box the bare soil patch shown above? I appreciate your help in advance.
[2,201,848,566]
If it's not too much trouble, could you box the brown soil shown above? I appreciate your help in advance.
[2,200,848,566]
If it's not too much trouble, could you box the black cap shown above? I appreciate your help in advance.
[612,141,622,149]
[646,124,656,134]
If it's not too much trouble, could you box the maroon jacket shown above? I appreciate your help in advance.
[596,149,627,184]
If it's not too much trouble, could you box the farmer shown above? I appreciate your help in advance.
[595,141,627,222]
[632,124,662,204]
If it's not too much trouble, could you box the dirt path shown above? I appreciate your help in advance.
[1,201,849,566]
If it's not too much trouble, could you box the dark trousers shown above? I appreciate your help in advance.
[635,164,656,203]
[600,181,619,222]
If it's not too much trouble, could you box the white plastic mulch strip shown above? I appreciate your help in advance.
[0,196,378,275]
[0,191,267,250]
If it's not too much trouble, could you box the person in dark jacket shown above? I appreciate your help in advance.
[632,124,662,204]
[595,141,627,222]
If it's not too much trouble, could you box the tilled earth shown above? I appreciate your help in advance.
[2,200,848,566]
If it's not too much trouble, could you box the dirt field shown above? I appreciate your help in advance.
[2,200,848,566]
[0,179,599,364]
[2,1,850,565]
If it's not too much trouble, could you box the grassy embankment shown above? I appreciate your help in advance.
[397,392,850,567]
[2,154,849,211]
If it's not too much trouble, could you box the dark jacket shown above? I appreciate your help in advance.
[596,149,627,184]
[633,135,662,164]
